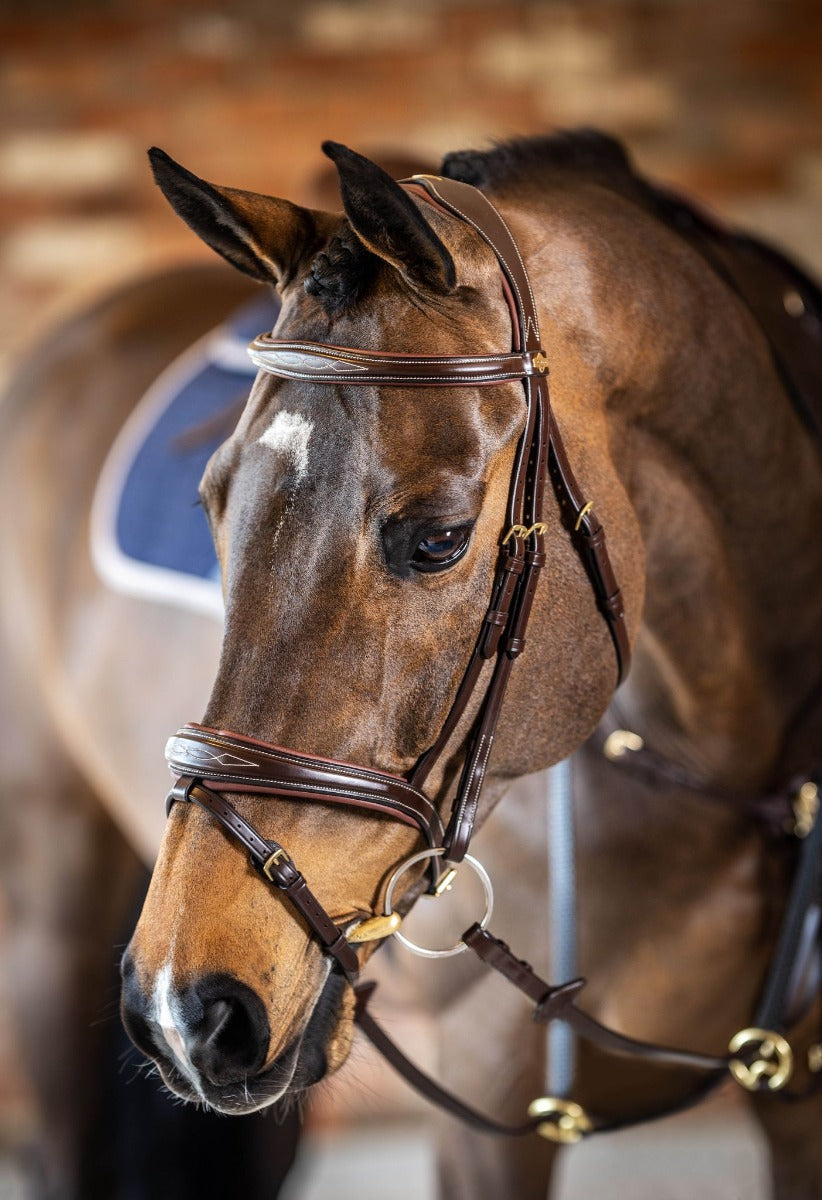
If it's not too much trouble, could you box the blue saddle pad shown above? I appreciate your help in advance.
[91,293,280,620]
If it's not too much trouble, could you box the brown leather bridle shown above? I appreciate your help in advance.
[163,175,820,1142]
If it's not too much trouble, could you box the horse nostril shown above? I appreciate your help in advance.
[186,975,270,1086]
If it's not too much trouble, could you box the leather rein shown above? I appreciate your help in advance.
[163,175,820,1142]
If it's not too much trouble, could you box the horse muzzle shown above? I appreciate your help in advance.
[120,951,347,1113]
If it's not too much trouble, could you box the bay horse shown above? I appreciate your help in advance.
[1,131,820,1199]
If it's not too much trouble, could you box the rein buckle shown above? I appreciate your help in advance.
[728,1027,793,1092]
[528,1097,592,1143]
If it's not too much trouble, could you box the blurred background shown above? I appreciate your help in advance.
[3,0,822,387]
[1,1,820,1197]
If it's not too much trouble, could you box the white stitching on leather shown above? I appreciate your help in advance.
[251,338,523,366]
[423,182,541,344]
[184,773,443,840]
[172,731,430,805]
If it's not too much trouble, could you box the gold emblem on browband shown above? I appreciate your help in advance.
[531,351,550,374]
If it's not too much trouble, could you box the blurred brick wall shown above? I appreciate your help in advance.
[2,0,821,386]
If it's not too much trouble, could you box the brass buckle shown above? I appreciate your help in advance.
[793,780,819,838]
[502,522,547,546]
[502,524,528,545]
[728,1027,793,1092]
[573,500,594,531]
[528,1097,592,1144]
[262,847,288,881]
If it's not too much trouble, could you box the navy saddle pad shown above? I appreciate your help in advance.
[91,293,279,619]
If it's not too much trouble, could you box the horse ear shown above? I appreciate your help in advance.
[148,148,317,287]
[322,141,456,295]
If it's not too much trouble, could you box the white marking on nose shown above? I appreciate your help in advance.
[258,410,313,481]
[154,962,199,1084]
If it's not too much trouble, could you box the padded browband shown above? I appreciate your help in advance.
[248,339,545,387]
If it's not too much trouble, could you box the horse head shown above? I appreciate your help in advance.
[122,141,644,1113]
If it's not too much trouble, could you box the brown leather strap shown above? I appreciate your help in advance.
[548,422,631,681]
[249,337,545,387]
[463,925,728,1072]
[167,777,360,980]
[357,919,732,1138]
[408,175,544,353]
[592,715,799,838]
[354,982,550,1137]
[166,725,445,849]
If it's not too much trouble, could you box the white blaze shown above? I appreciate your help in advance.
[154,961,199,1084]
[258,410,313,481]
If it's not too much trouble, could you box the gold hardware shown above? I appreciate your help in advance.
[573,501,593,531]
[808,1044,822,1074]
[793,781,819,838]
[502,524,528,545]
[347,912,403,943]
[603,729,645,760]
[262,848,288,881]
[523,521,548,538]
[532,351,550,373]
[434,867,458,896]
[528,1097,592,1144]
[728,1027,793,1092]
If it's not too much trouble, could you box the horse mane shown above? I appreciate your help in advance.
[304,131,670,313]
[441,128,655,209]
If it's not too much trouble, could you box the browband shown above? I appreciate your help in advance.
[248,340,546,387]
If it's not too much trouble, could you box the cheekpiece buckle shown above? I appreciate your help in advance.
[262,847,290,881]
[728,1026,793,1092]
[502,522,548,546]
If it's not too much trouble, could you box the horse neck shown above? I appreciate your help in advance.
[615,302,822,790]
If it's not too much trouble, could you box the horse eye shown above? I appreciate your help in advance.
[410,526,472,573]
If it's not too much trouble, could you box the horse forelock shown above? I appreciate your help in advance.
[303,221,379,314]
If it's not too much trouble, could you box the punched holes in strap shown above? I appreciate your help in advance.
[167,776,360,979]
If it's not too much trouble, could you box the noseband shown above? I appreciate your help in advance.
[163,177,818,1140]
